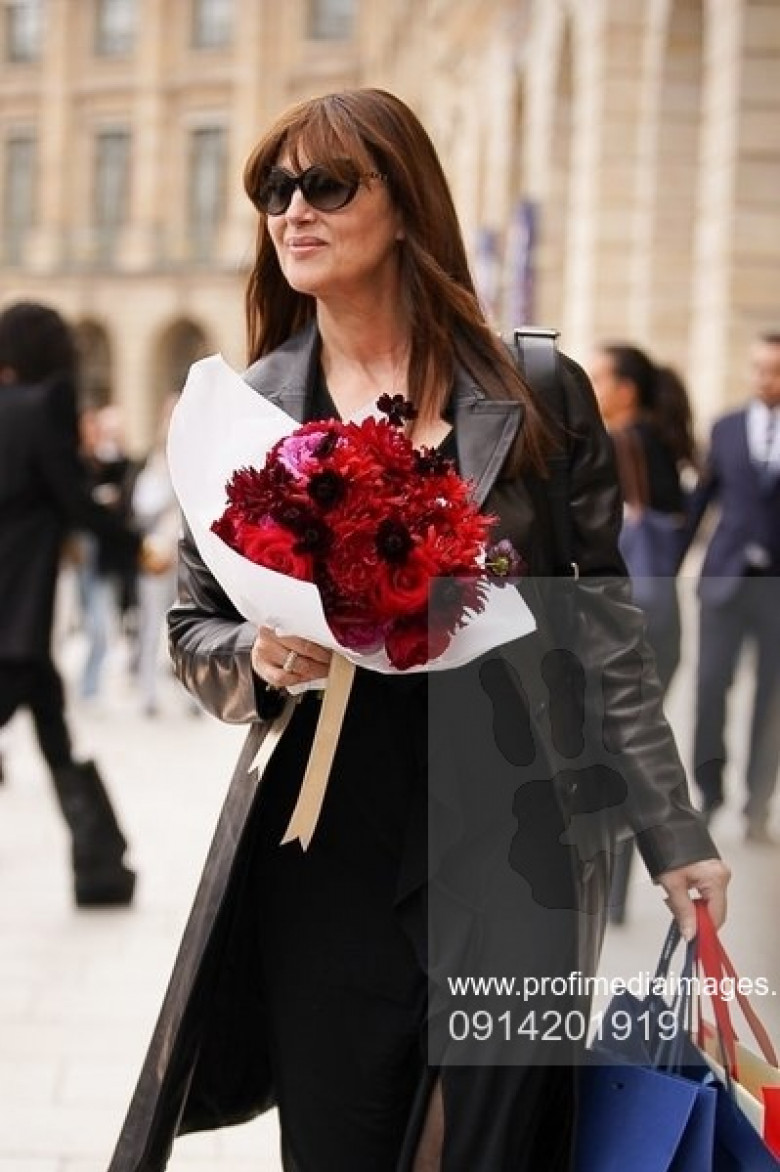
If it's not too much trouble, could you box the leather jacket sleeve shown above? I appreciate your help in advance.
[559,356,718,877]
[167,522,265,723]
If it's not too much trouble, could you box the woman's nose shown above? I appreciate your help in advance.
[285,187,315,220]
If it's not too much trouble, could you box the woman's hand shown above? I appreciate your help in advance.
[251,625,332,690]
[656,857,731,941]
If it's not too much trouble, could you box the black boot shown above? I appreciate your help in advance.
[52,760,136,908]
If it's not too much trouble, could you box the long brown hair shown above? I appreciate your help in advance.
[601,343,697,468]
[243,88,552,475]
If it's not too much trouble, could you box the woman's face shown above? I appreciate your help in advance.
[588,350,635,425]
[266,150,404,307]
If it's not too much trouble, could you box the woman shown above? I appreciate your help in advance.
[588,344,696,691]
[129,395,180,716]
[109,90,728,1172]
[588,344,698,924]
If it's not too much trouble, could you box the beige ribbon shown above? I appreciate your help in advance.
[281,652,356,850]
[248,696,299,778]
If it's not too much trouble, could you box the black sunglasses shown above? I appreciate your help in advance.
[255,163,386,216]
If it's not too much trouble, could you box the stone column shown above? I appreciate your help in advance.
[627,0,670,346]
[688,0,743,421]
[119,0,167,270]
[724,0,780,404]
[522,0,571,333]
[25,0,70,271]
[573,0,648,356]
[221,0,269,268]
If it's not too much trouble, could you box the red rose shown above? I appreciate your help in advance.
[384,614,451,670]
[373,546,436,618]
[237,519,314,581]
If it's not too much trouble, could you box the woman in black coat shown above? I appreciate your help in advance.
[109,89,729,1172]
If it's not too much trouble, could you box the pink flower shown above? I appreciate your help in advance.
[276,429,336,480]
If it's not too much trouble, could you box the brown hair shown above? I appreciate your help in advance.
[599,342,697,467]
[243,88,552,475]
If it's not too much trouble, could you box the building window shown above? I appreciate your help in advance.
[192,0,232,49]
[3,134,36,263]
[188,127,226,260]
[307,0,355,41]
[5,0,44,62]
[94,129,130,258]
[95,0,135,56]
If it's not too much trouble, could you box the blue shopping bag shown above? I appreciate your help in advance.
[576,1057,716,1172]
[576,915,780,1172]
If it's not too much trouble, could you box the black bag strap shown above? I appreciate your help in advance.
[513,327,579,579]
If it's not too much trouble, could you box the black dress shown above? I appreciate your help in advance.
[251,376,575,1172]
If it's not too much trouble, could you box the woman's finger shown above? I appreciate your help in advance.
[276,634,331,665]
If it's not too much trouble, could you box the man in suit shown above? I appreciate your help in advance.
[0,302,163,905]
[689,332,780,843]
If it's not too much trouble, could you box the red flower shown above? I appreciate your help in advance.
[384,613,452,670]
[232,518,314,581]
[327,530,381,599]
[373,546,438,618]
[326,613,387,652]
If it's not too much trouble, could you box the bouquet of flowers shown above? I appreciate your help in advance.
[167,355,535,677]
[167,355,536,846]
[209,393,525,670]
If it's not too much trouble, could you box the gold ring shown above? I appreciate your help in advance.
[282,650,298,674]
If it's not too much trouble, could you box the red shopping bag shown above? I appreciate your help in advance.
[695,901,780,1158]
[766,1088,780,1158]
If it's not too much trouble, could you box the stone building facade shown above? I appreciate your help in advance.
[1,0,778,448]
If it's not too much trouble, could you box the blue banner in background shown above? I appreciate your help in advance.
[504,198,537,329]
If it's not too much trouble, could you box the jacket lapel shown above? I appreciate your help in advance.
[242,320,320,423]
[451,366,524,506]
[242,323,524,505]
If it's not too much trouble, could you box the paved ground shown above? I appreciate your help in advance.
[1,584,778,1171]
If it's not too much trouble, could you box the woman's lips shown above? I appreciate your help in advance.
[287,237,325,253]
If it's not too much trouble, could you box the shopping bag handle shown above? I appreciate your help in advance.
[654,930,697,1074]
[656,917,683,981]
[694,900,778,1078]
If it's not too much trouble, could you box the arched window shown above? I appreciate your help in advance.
[74,321,113,408]
[157,319,209,406]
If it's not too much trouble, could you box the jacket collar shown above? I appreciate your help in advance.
[243,321,524,506]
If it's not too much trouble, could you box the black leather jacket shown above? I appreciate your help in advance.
[108,324,717,1172]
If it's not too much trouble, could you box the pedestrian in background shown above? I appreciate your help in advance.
[0,301,160,907]
[589,344,696,690]
[129,394,180,717]
[687,331,780,844]
[76,403,138,702]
